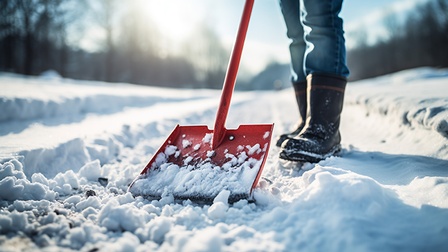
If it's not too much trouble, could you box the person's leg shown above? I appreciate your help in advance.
[276,0,308,147]
[280,0,349,162]
[279,0,307,82]
[301,0,349,78]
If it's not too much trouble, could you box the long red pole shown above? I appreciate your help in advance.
[212,0,254,149]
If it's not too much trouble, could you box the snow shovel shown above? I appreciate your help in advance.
[128,0,273,203]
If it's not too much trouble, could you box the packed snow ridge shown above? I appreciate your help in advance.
[0,68,447,251]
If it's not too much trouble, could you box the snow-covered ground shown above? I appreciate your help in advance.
[1,68,447,251]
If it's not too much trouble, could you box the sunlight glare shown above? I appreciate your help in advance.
[141,0,204,43]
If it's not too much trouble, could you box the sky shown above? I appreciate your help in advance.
[139,0,427,75]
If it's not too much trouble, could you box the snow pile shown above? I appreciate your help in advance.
[1,68,448,251]
[256,163,448,251]
[39,70,62,80]
[0,159,56,201]
[129,142,265,201]
[346,68,448,138]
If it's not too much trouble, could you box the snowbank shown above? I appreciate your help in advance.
[346,68,448,138]
[0,73,214,123]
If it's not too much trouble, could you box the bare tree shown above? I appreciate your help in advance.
[183,24,228,89]
[0,0,86,76]
[87,0,119,82]
[0,1,20,71]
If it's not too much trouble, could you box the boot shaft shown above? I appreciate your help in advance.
[292,80,308,123]
[305,73,347,138]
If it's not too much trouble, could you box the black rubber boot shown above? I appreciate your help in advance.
[280,74,347,162]
[275,80,308,147]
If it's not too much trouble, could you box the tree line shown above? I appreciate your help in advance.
[347,0,448,81]
[0,0,228,89]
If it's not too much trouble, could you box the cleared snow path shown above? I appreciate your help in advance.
[1,69,447,251]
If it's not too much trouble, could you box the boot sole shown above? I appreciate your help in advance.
[279,144,342,163]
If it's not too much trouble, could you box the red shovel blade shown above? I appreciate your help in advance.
[128,123,274,202]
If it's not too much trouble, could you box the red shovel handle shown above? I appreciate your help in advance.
[212,0,254,149]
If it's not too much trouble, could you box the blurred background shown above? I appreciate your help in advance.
[1,0,447,90]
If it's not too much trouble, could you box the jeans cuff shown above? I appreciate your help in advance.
[307,73,347,90]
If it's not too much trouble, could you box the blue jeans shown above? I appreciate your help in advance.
[279,0,350,82]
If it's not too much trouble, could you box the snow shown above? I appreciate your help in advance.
[1,68,448,251]
[128,141,264,201]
